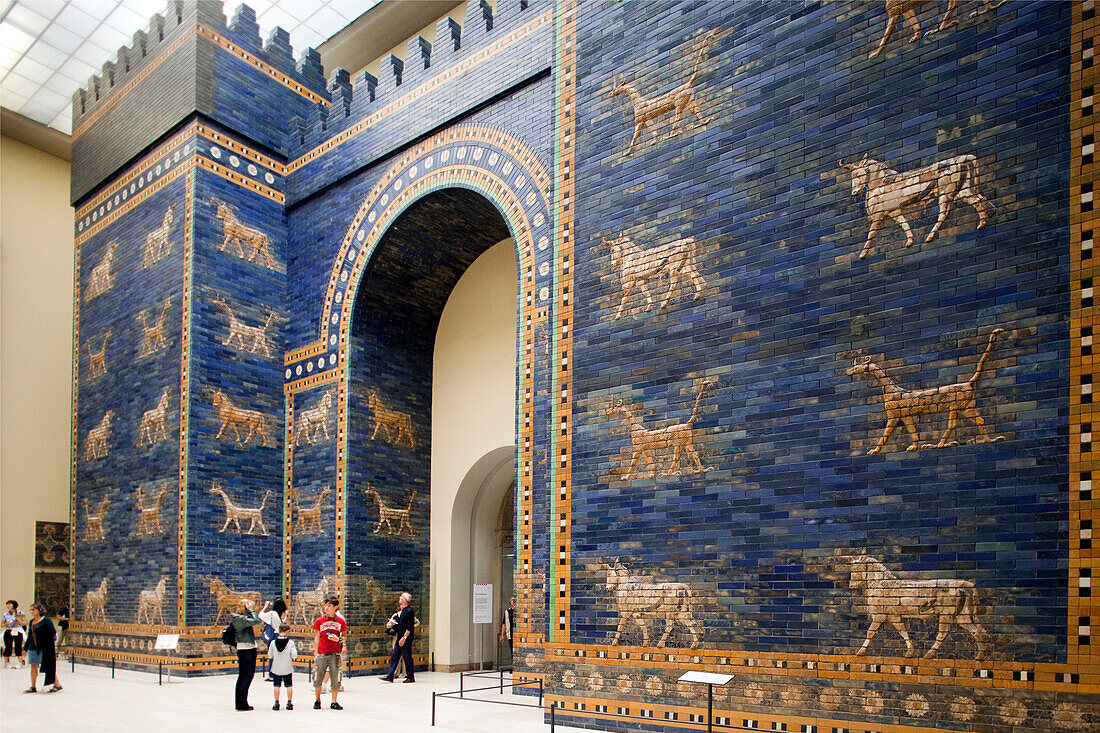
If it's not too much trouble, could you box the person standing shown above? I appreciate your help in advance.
[499,594,516,662]
[228,598,262,711]
[381,592,415,683]
[56,605,69,657]
[311,596,347,710]
[24,602,61,693]
[3,600,25,668]
[258,599,287,681]
[268,623,297,710]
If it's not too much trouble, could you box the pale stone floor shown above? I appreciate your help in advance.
[0,661,590,732]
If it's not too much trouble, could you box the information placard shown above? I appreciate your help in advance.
[154,634,180,651]
[472,583,493,624]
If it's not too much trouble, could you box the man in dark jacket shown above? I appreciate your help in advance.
[380,592,415,683]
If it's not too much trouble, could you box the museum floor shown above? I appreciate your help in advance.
[0,662,584,732]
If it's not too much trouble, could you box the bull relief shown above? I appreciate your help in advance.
[290,484,330,535]
[136,577,168,624]
[83,577,109,622]
[206,576,260,624]
[82,410,114,461]
[84,243,116,301]
[136,388,172,448]
[361,389,417,449]
[81,497,110,542]
[605,379,714,480]
[867,1,1003,59]
[836,551,988,658]
[134,484,169,536]
[604,233,708,320]
[600,560,702,648]
[210,390,273,446]
[840,153,995,258]
[845,327,1008,454]
[292,576,336,624]
[142,203,176,268]
[211,293,279,357]
[293,390,334,446]
[609,29,718,154]
[211,199,277,269]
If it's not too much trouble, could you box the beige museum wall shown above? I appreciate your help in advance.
[0,134,75,608]
[431,238,517,669]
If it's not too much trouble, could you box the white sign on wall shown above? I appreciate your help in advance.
[154,634,180,650]
[473,583,493,624]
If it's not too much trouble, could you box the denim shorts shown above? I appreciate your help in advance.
[26,649,42,666]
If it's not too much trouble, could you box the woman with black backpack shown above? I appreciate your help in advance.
[227,599,263,710]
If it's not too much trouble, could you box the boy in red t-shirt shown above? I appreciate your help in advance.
[311,597,348,710]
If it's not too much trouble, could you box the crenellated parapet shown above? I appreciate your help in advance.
[286,0,545,157]
[70,1,330,204]
[284,0,552,201]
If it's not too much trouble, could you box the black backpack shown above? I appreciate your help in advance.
[220,621,237,648]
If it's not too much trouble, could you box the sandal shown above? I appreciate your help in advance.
[23,687,36,694]
[47,685,63,693]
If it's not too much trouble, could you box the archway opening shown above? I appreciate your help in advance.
[345,187,517,672]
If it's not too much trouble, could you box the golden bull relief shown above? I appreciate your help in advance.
[605,234,707,319]
[600,560,701,648]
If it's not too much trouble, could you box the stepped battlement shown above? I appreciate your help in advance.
[71,0,330,136]
[286,0,541,158]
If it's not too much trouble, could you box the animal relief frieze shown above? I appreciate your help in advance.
[361,389,417,449]
[609,29,719,155]
[84,243,116,301]
[365,484,420,538]
[85,330,111,379]
[603,233,708,320]
[836,551,988,659]
[136,577,168,624]
[839,153,995,258]
[81,497,110,542]
[294,390,334,446]
[211,293,280,357]
[605,379,714,481]
[83,577,109,622]
[210,481,271,535]
[599,560,702,648]
[211,198,277,269]
[134,483,169,536]
[137,298,173,357]
[867,0,1003,60]
[290,484,330,535]
[206,576,260,624]
[82,410,115,461]
[844,327,1008,454]
[210,389,273,446]
[136,388,172,448]
[142,203,177,268]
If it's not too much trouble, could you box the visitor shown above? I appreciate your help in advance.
[3,600,25,668]
[500,594,516,661]
[228,598,262,710]
[258,599,287,681]
[268,623,297,710]
[56,604,69,656]
[24,602,61,693]
[381,592,415,683]
[312,596,347,710]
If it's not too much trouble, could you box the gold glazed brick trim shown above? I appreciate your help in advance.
[285,9,553,174]
[177,167,196,624]
[284,365,340,395]
[546,693,952,733]
[1071,0,1099,669]
[75,159,194,246]
[196,24,328,105]
[286,124,550,365]
[194,156,284,204]
[69,241,82,615]
[197,124,287,175]
[76,122,198,218]
[71,27,198,139]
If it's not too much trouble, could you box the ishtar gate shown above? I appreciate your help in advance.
[62,0,1100,730]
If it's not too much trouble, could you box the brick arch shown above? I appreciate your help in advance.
[282,125,553,595]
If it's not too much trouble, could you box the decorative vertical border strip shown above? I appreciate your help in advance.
[282,368,341,599]
[549,0,578,646]
[1071,0,1099,676]
[335,366,348,594]
[69,223,83,620]
[177,164,196,624]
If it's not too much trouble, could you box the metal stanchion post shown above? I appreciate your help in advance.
[707,683,713,733]
[159,661,163,686]
[460,671,464,698]
[500,667,503,694]
[111,657,115,679]
[550,703,556,733]
[431,691,436,726]
[71,654,75,673]
[538,678,543,707]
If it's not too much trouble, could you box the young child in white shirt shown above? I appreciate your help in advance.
[268,624,298,710]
